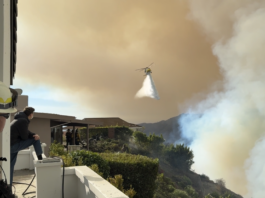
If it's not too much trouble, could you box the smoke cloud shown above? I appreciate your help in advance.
[179,1,265,197]
[245,137,265,198]
[135,74,160,100]
[16,0,222,124]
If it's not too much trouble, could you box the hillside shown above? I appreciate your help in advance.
[138,115,191,145]
[138,116,243,198]
[158,160,243,198]
[81,125,243,198]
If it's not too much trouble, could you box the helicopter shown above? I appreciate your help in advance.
[136,62,153,76]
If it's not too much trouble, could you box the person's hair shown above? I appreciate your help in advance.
[75,129,78,132]
[67,129,70,132]
[23,107,35,116]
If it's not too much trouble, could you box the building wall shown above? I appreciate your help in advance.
[16,95,28,111]
[28,118,51,156]
[0,1,12,182]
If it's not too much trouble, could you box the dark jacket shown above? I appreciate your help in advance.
[10,112,36,146]
[66,132,72,142]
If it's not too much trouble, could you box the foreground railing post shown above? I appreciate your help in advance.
[33,156,62,198]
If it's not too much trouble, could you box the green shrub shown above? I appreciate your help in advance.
[61,154,75,167]
[200,174,210,180]
[108,174,136,198]
[130,145,151,156]
[172,189,190,198]
[147,134,165,154]
[114,127,133,141]
[69,150,110,179]
[185,185,199,198]
[89,138,126,153]
[216,178,226,187]
[100,152,159,198]
[210,191,220,198]
[204,194,232,198]
[132,132,165,156]
[89,164,104,177]
[79,127,88,142]
[49,142,78,167]
[49,141,67,157]
[154,173,173,197]
[87,126,133,141]
[174,175,192,189]
[88,127,108,138]
[133,131,148,145]
[221,192,233,198]
[124,187,137,198]
[163,144,194,170]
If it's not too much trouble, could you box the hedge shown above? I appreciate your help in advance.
[114,127,134,141]
[88,127,108,138]
[100,152,159,198]
[69,150,110,179]
[80,126,133,141]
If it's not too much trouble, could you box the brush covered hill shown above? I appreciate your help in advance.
[137,116,243,198]
[138,115,190,145]
[81,126,243,198]
[158,159,243,198]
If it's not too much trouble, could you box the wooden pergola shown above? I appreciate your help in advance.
[50,119,91,150]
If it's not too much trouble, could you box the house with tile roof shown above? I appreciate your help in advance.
[10,93,142,156]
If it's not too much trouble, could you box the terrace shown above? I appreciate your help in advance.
[12,143,129,198]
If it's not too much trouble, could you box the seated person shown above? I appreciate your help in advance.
[10,106,43,185]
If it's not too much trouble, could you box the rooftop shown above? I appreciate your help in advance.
[84,117,142,128]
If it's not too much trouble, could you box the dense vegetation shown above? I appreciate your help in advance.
[100,152,159,198]
[51,127,237,198]
[154,173,199,198]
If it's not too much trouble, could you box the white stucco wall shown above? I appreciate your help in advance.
[32,151,128,198]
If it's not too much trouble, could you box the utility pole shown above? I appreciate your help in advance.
[0,0,17,184]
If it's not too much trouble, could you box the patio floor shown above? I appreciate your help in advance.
[13,169,36,198]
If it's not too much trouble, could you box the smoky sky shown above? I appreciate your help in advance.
[15,1,265,196]
[180,0,265,196]
[15,0,221,123]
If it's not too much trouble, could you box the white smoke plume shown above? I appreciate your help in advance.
[245,136,265,198]
[135,74,160,100]
[179,1,265,197]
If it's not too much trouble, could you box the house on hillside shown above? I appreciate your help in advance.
[11,92,142,155]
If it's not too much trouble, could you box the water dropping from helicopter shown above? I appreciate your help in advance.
[135,63,160,100]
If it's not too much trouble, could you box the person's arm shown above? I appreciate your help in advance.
[28,130,36,139]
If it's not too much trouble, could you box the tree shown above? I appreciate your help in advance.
[163,144,194,170]
[185,185,199,198]
[148,133,165,154]
[133,131,148,146]
[216,178,226,187]
[154,173,189,198]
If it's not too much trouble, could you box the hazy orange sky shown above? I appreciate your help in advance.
[14,0,221,123]
[13,1,265,196]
